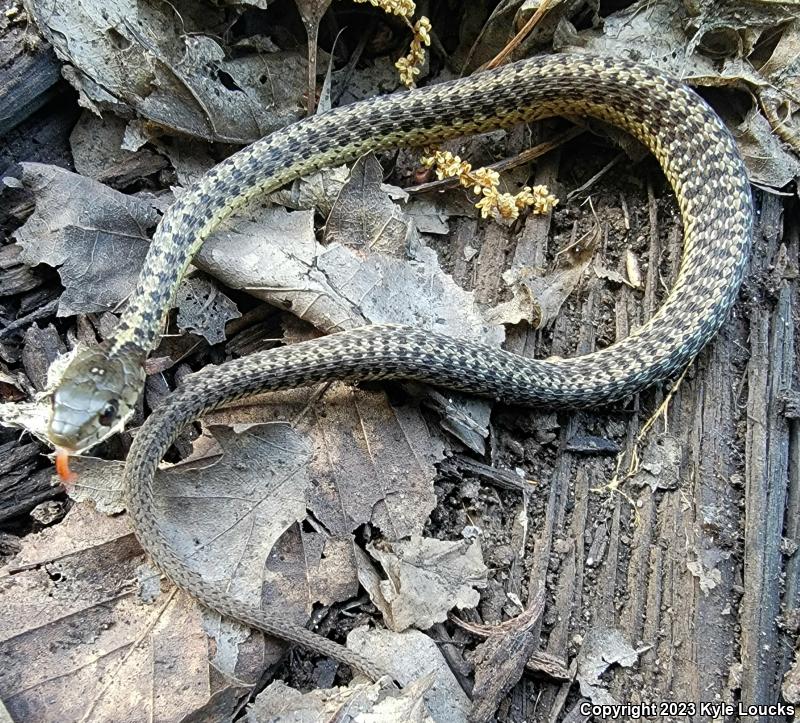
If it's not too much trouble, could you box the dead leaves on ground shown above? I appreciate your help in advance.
[13,163,159,317]
[0,141,553,718]
[23,0,308,145]
[557,0,800,188]
[3,0,800,720]
[0,504,266,721]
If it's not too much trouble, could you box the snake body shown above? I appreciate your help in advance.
[48,54,752,679]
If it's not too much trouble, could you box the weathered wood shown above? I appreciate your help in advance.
[0,4,62,137]
[0,440,57,523]
[447,127,797,719]
[21,323,64,391]
[740,195,797,710]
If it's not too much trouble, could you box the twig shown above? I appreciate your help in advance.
[406,126,584,196]
[484,0,553,71]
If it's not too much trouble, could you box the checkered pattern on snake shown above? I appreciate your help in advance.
[54,54,753,680]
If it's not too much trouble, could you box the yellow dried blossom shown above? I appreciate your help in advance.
[353,0,416,19]
[421,150,559,222]
[396,17,432,88]
[352,1,430,87]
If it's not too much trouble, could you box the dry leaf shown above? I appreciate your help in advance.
[687,557,723,595]
[326,154,411,254]
[271,165,350,216]
[575,625,639,707]
[65,383,448,679]
[198,203,504,343]
[201,385,444,540]
[247,674,435,723]
[175,274,241,345]
[347,627,471,723]
[0,505,265,722]
[488,247,594,329]
[13,163,160,317]
[361,535,487,632]
[334,57,404,107]
[83,422,322,607]
[70,112,167,186]
[25,0,307,144]
[725,104,800,189]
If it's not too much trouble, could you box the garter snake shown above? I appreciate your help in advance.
[47,54,753,680]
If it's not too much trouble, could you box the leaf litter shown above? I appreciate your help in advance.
[1,0,798,721]
[0,504,266,721]
[24,0,308,144]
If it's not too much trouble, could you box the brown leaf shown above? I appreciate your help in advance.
[14,163,160,317]
[346,627,472,721]
[202,385,443,540]
[360,535,487,632]
[26,1,306,143]
[326,153,411,254]
[248,673,436,723]
[175,274,241,345]
[69,112,167,186]
[575,624,639,706]
[0,505,262,722]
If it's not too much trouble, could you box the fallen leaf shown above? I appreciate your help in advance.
[630,436,682,492]
[271,165,350,216]
[687,557,723,595]
[247,674,435,723]
[69,383,446,649]
[69,111,167,186]
[26,1,307,144]
[725,104,800,189]
[326,154,411,254]
[488,245,594,328]
[14,163,160,317]
[0,504,266,722]
[360,535,487,632]
[347,627,472,723]
[198,203,504,343]
[201,385,444,540]
[575,624,639,706]
[67,420,362,617]
[176,274,241,345]
[334,56,404,107]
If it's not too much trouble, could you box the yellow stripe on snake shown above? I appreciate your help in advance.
[47,53,752,680]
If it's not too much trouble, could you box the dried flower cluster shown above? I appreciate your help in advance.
[422,150,559,221]
[395,17,431,87]
[353,0,430,87]
[353,0,416,17]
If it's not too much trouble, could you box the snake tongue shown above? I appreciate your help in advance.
[55,448,78,487]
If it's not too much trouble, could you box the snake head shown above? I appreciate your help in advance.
[48,344,145,455]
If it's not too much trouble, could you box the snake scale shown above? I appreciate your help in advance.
[47,54,752,680]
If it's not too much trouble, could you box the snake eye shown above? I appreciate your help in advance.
[98,400,119,427]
